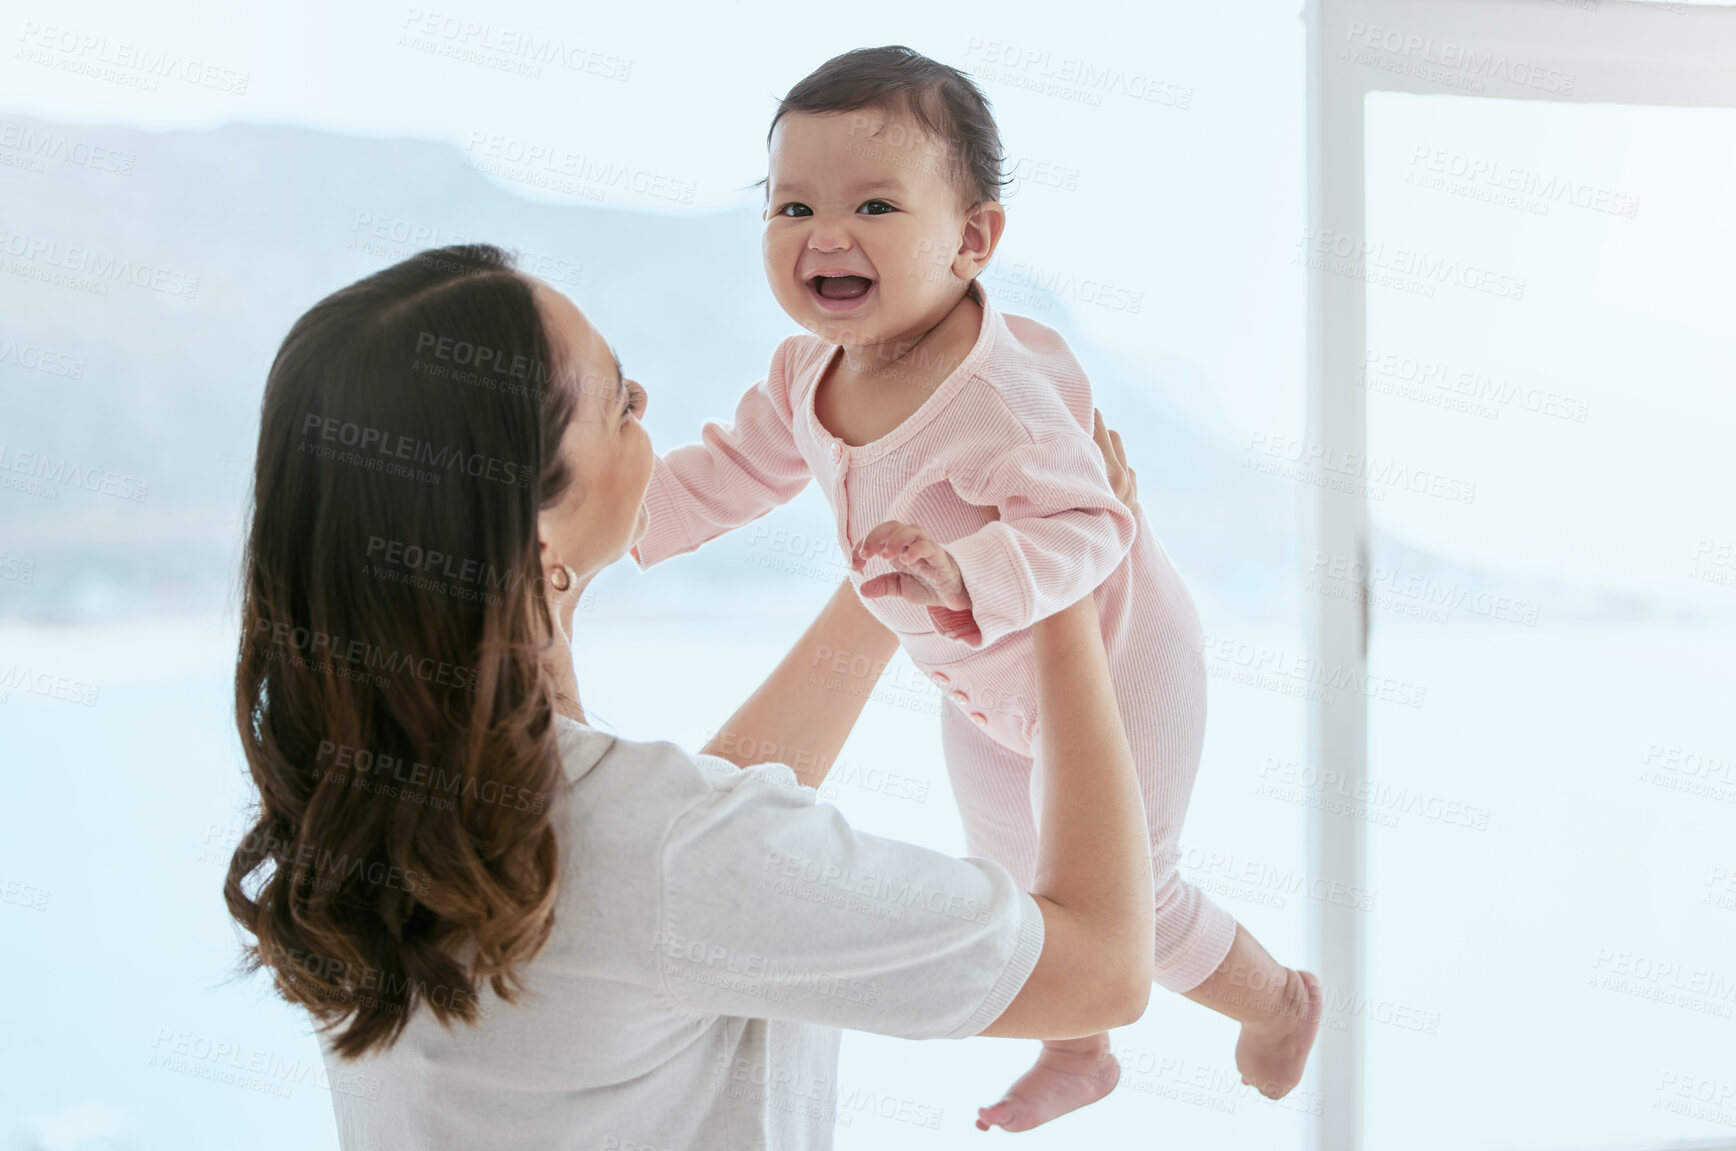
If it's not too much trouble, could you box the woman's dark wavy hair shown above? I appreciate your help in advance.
[226,244,580,1058]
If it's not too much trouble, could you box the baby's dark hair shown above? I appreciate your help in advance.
[768,46,1008,207]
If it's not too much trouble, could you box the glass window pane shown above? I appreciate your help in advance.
[1362,93,1736,1150]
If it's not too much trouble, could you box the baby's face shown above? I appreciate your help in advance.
[763,109,980,348]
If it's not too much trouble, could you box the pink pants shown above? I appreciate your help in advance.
[929,531,1237,995]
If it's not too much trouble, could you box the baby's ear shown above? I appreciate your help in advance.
[955,201,1007,278]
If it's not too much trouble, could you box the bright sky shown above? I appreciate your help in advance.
[0,0,1309,441]
[7,0,1732,596]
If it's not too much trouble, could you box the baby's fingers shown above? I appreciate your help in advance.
[853,519,914,568]
[859,571,933,605]
[881,524,933,564]
[899,537,953,577]
[856,520,934,567]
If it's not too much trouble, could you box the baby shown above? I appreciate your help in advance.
[632,45,1321,1132]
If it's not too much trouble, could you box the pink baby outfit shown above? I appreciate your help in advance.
[633,287,1237,993]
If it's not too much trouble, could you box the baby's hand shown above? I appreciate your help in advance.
[853,520,973,613]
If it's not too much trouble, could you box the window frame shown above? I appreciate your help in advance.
[1301,2,1736,1147]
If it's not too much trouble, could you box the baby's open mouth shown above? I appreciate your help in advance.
[810,274,874,300]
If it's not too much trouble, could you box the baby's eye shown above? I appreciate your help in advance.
[777,202,813,218]
[623,381,646,419]
[858,200,895,215]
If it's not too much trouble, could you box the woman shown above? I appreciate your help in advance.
[226,244,1155,1148]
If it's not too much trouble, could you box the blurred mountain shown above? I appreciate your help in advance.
[0,116,1293,622]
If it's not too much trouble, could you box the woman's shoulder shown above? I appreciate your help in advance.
[553,715,813,824]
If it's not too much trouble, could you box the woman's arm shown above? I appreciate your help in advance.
[700,579,898,789]
[697,410,1152,1038]
[975,592,1155,1037]
[977,412,1152,1037]
[665,590,1153,1043]
[705,409,1138,790]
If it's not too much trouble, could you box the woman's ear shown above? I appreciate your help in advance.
[535,509,564,577]
[953,200,1007,281]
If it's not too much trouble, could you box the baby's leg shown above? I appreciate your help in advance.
[1113,637,1322,1099]
[1184,923,1323,1099]
[940,707,1121,1134]
[938,702,1039,888]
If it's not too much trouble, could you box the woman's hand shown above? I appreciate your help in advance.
[1093,408,1139,517]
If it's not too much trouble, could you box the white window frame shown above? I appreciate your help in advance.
[1301,2,1736,1147]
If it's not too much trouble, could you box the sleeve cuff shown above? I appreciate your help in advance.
[631,457,694,570]
[926,605,983,648]
[939,527,1031,649]
[949,886,1047,1040]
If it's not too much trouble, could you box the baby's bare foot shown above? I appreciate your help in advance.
[1235,968,1322,1099]
[975,1033,1121,1133]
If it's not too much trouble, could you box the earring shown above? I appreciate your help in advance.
[550,565,572,592]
